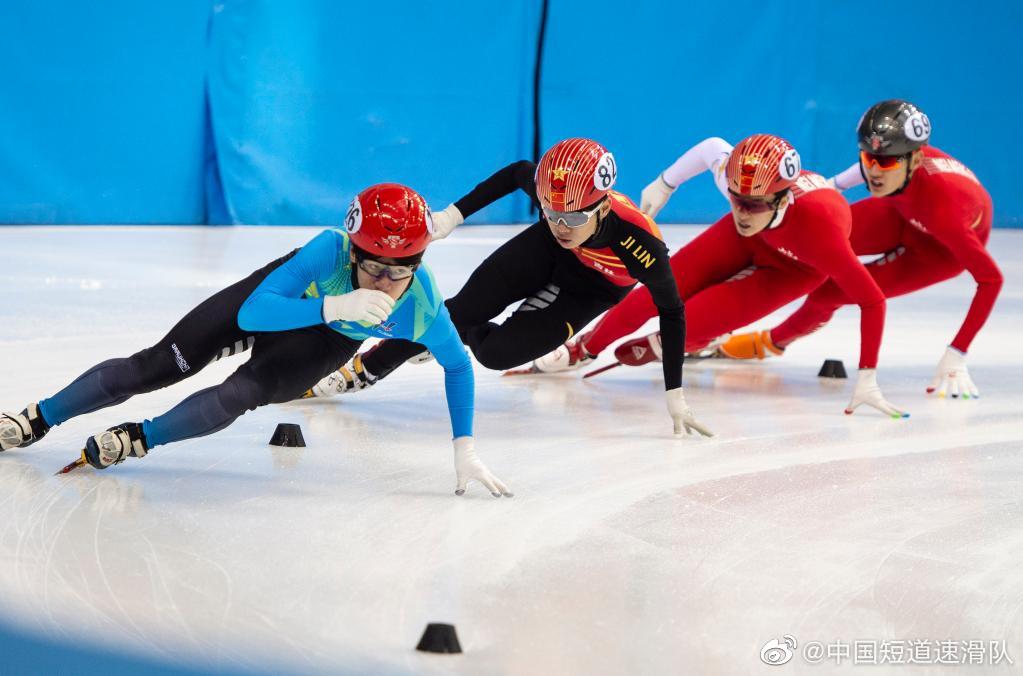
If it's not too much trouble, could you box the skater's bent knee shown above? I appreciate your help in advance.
[218,368,274,414]
[473,345,527,371]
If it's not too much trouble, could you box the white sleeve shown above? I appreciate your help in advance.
[661,137,733,199]
[831,162,865,191]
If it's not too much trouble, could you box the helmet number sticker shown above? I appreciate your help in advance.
[779,148,801,181]
[904,112,931,142]
[344,198,362,234]
[593,152,617,191]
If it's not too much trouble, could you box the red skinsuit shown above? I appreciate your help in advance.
[584,171,888,368]
[772,146,1000,354]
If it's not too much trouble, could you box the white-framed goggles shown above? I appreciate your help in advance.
[542,198,605,228]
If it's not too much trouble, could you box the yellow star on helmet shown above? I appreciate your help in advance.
[552,167,569,180]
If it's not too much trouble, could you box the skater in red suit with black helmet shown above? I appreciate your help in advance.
[720,100,1001,401]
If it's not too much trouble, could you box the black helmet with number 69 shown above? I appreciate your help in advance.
[857,99,931,157]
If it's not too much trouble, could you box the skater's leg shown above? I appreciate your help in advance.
[359,338,431,380]
[444,222,560,333]
[37,252,297,428]
[771,241,961,348]
[359,223,561,380]
[468,281,621,371]
[4,253,297,450]
[142,326,358,449]
[684,265,824,352]
[583,216,752,354]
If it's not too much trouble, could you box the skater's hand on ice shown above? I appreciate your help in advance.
[927,346,979,399]
[666,388,714,437]
[640,174,676,218]
[845,369,909,418]
[453,437,512,498]
[323,289,395,325]
[430,204,464,241]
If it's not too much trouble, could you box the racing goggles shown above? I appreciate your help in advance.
[354,252,418,281]
[727,190,783,214]
[542,199,604,228]
[860,151,906,171]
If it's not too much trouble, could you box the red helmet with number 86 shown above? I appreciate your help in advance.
[344,183,434,260]
[535,138,617,212]
[726,134,801,196]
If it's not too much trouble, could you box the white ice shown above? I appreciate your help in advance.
[1,225,1021,675]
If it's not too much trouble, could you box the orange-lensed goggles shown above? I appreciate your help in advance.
[860,151,905,171]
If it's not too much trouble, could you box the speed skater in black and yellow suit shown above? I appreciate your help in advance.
[307,138,713,436]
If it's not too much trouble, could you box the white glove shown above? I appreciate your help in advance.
[453,436,512,497]
[322,289,394,325]
[666,387,713,437]
[430,204,464,240]
[640,174,677,218]
[844,369,909,418]
[927,346,979,399]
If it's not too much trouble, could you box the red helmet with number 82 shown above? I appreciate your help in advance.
[344,183,434,260]
[726,134,801,196]
[535,138,617,212]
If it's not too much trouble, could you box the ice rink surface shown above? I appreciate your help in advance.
[1,225,1021,675]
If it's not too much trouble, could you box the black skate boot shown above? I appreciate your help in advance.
[0,403,51,451]
[84,422,149,469]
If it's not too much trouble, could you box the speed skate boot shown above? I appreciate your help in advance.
[0,403,51,451]
[303,354,378,398]
[529,335,597,373]
[613,332,663,367]
[717,330,784,360]
[83,422,148,470]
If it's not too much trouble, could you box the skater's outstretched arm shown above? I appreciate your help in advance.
[607,208,684,391]
[418,306,474,440]
[641,137,733,217]
[430,160,541,240]
[238,230,341,331]
[409,283,512,497]
[606,196,713,437]
[239,229,395,331]
[916,199,1002,355]
[828,162,864,191]
[454,160,540,217]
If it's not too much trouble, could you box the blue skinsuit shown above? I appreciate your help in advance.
[238,229,474,438]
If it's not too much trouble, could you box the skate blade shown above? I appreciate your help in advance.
[582,362,621,379]
[502,366,540,377]
[684,348,729,361]
[55,450,88,475]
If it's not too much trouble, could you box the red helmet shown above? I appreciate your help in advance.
[535,138,617,211]
[344,183,433,259]
[726,134,801,196]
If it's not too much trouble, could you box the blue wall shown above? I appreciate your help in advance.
[0,0,1020,226]
[205,1,541,225]
[0,2,210,224]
